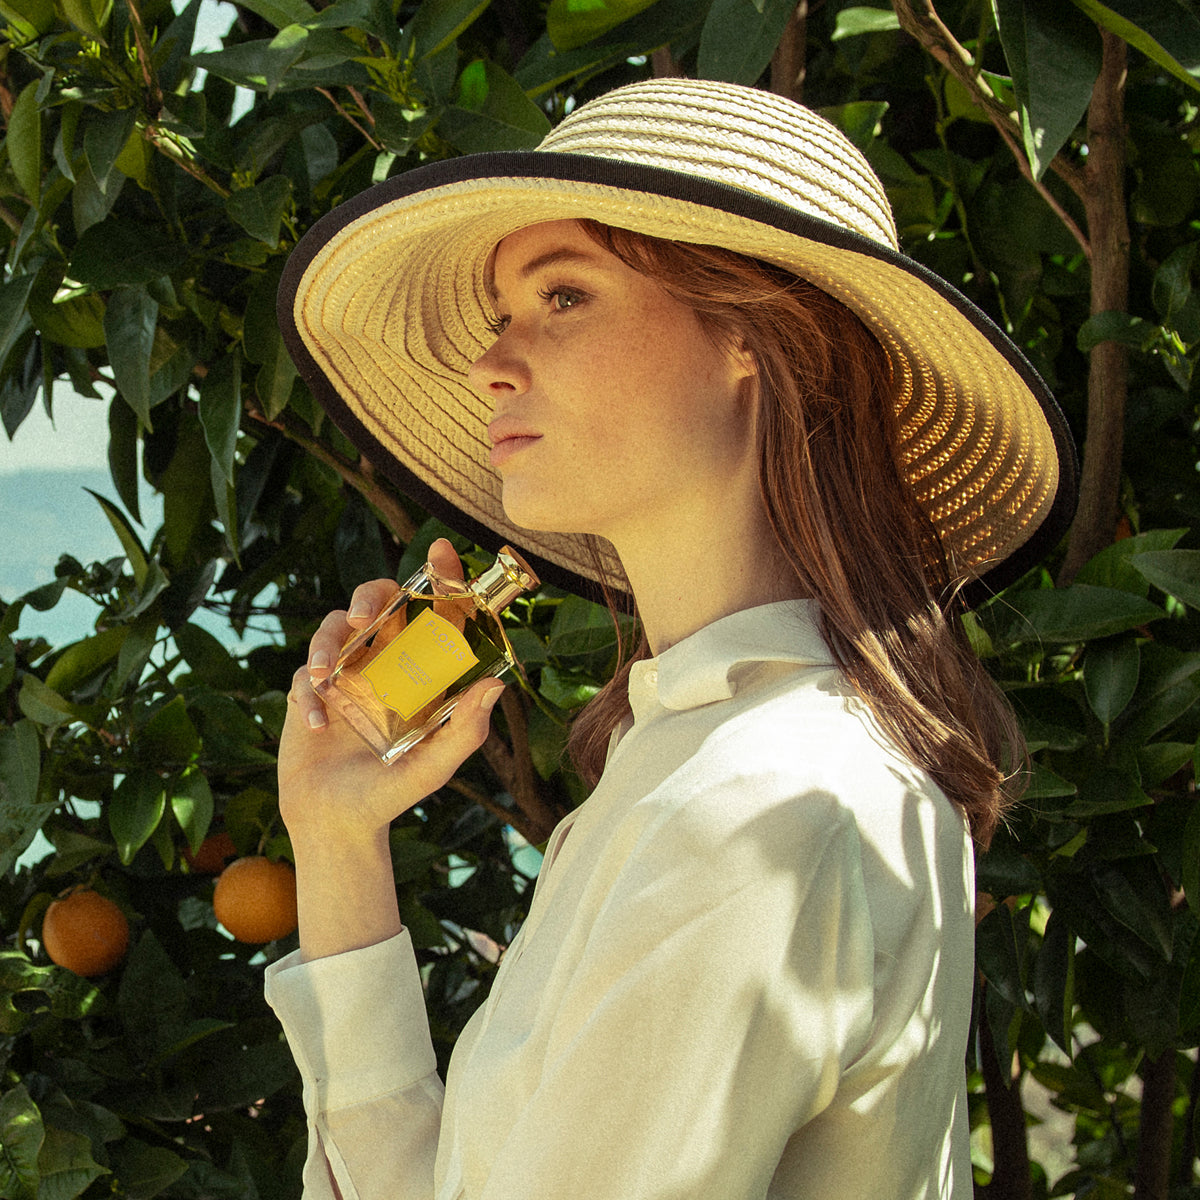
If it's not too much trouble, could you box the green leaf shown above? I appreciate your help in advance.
[1024,760,1077,801]
[104,286,159,431]
[0,0,54,37]
[1137,741,1193,787]
[107,391,141,524]
[86,488,149,585]
[6,81,42,202]
[0,721,47,878]
[549,594,619,657]
[1183,802,1200,917]
[831,5,900,40]
[59,0,106,40]
[995,0,1101,180]
[1077,309,1158,353]
[1116,643,1200,744]
[537,664,600,710]
[69,218,176,289]
[83,105,137,195]
[234,0,315,29]
[1092,859,1173,960]
[1083,636,1140,727]
[438,59,551,153]
[995,584,1164,645]
[1075,528,1185,594]
[545,0,659,50]
[409,0,490,58]
[255,334,297,421]
[976,903,1029,1008]
[1180,934,1200,1032]
[698,0,798,85]
[0,1085,43,1199]
[0,634,13,691]
[1071,0,1200,93]
[36,1126,107,1200]
[198,352,241,490]
[44,628,127,696]
[107,1138,187,1199]
[0,273,37,380]
[17,676,84,730]
[1152,242,1198,326]
[1130,549,1200,610]
[1032,907,1075,1053]
[140,696,201,764]
[225,175,292,246]
[110,771,167,864]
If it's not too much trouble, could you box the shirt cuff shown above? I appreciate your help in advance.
[264,930,437,1111]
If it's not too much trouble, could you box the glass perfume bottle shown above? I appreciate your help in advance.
[313,546,539,763]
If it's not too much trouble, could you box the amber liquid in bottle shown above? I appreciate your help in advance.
[313,547,539,763]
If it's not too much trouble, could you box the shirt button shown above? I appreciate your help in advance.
[647,669,659,685]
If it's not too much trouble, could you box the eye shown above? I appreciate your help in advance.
[538,286,585,312]
[484,313,510,337]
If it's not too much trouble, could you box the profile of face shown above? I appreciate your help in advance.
[468,220,759,548]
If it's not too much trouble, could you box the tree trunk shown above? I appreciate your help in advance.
[1057,31,1130,583]
[976,1003,1032,1200]
[770,3,808,103]
[1134,1051,1176,1200]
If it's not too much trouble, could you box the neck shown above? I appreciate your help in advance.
[609,492,803,657]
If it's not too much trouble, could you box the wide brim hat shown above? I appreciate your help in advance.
[278,77,1077,601]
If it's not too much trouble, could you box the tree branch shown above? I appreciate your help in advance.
[478,689,563,845]
[247,406,418,542]
[1057,31,1130,583]
[317,86,382,149]
[977,990,1032,1200]
[1134,1050,1176,1200]
[889,0,1089,256]
[770,3,808,104]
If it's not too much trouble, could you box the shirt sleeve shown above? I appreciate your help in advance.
[455,786,885,1200]
[264,931,444,1200]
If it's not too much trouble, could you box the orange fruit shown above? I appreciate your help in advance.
[213,857,298,943]
[184,830,238,874]
[42,889,130,976]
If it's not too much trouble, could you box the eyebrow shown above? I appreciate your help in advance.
[484,246,604,304]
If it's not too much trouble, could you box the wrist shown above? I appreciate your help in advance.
[291,827,402,962]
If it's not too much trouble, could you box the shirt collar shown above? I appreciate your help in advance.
[627,599,831,720]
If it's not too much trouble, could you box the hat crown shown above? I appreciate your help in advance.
[537,78,898,251]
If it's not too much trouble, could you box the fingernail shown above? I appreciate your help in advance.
[307,708,327,730]
[310,651,330,673]
[348,601,371,621]
[480,685,504,713]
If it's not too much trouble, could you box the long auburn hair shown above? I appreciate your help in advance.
[566,220,1023,848]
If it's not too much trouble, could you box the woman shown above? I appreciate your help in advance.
[267,78,1077,1199]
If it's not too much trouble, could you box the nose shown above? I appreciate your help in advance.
[468,332,531,402]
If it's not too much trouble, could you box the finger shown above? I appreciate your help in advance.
[428,537,464,581]
[399,680,505,795]
[306,608,352,678]
[287,663,329,730]
[346,578,403,627]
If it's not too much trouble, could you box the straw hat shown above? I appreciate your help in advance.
[278,77,1076,600]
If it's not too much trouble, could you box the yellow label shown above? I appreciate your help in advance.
[360,608,479,720]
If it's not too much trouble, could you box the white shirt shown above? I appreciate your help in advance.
[265,600,976,1199]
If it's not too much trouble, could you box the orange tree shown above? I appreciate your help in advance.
[1,1,1199,1197]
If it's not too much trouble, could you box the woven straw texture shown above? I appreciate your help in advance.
[285,78,1071,595]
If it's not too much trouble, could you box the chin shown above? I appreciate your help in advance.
[500,488,594,537]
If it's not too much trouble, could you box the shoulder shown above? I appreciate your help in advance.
[619,663,972,915]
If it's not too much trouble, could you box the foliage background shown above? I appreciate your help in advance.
[1,0,1200,1197]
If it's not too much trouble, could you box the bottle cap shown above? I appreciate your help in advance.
[471,546,540,612]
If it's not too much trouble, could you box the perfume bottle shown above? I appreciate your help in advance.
[313,546,539,763]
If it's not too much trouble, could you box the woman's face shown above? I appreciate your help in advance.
[468,220,758,546]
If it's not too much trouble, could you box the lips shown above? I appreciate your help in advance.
[487,415,542,467]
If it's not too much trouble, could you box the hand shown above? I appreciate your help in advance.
[279,539,505,847]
